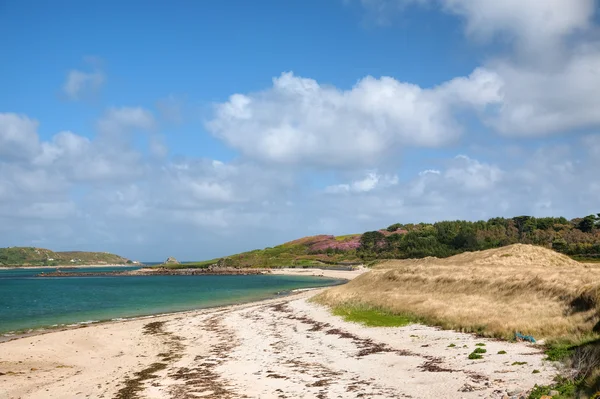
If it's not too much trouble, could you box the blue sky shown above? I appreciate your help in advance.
[1,0,599,261]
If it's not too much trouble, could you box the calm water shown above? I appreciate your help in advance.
[0,267,342,334]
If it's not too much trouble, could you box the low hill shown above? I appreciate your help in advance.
[0,247,130,267]
[162,234,364,269]
[176,214,600,269]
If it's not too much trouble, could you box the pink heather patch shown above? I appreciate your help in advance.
[286,229,407,253]
[308,235,361,252]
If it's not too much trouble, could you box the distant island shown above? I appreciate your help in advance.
[0,247,133,267]
[162,214,600,270]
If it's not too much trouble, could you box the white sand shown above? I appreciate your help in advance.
[270,266,369,280]
[0,270,559,399]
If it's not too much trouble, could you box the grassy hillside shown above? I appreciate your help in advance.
[161,234,364,269]
[0,247,130,267]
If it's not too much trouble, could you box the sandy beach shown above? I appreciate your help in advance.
[0,269,559,399]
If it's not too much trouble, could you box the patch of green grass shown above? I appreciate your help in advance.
[512,361,528,366]
[528,378,577,399]
[532,369,540,374]
[332,305,419,327]
[544,336,600,362]
[498,350,507,354]
[473,348,487,354]
[475,343,486,347]
[448,343,456,348]
[468,352,483,360]
[545,343,573,362]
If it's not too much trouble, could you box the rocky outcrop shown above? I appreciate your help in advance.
[164,256,180,264]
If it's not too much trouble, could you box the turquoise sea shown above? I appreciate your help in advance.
[0,267,342,335]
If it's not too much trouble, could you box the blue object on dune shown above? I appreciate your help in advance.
[515,332,536,343]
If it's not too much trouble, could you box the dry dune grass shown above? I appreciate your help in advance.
[316,244,600,341]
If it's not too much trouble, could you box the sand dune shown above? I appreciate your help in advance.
[317,244,600,340]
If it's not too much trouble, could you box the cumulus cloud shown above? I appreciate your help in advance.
[485,46,600,135]
[357,0,600,137]
[207,69,501,167]
[0,113,41,161]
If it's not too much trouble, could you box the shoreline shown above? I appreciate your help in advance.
[0,286,326,344]
[0,280,558,399]
[0,269,361,342]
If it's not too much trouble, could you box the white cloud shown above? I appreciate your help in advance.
[63,69,105,100]
[0,113,41,161]
[326,171,399,194]
[353,1,600,137]
[358,0,595,50]
[207,70,501,167]
[440,0,594,48]
[485,46,600,135]
[444,155,503,192]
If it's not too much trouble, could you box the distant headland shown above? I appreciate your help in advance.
[0,247,136,268]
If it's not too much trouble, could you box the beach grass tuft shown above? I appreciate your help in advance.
[331,304,419,327]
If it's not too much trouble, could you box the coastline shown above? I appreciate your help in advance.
[0,278,558,399]
[0,268,359,342]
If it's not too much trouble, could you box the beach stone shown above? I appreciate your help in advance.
[548,390,560,397]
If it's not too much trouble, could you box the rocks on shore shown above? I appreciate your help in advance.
[164,256,180,264]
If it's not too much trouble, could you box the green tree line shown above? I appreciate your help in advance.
[355,214,600,260]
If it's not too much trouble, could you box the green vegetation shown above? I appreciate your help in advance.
[473,348,487,354]
[475,343,486,346]
[532,369,541,374]
[512,361,528,366]
[529,378,578,399]
[357,215,600,261]
[181,214,600,270]
[447,343,456,348]
[498,350,507,354]
[540,339,600,398]
[0,247,129,267]
[331,305,419,327]
[468,352,483,360]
